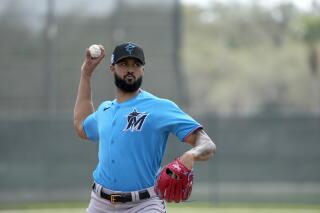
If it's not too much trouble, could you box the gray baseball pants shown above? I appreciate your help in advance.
[86,182,166,213]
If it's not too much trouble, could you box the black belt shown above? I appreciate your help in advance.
[92,183,150,204]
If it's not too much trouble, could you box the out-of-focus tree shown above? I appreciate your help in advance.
[182,2,315,116]
[300,8,320,114]
[301,15,320,76]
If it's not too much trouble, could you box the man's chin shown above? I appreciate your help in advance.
[125,80,135,84]
[114,74,142,92]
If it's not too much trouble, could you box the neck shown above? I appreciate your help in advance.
[116,88,140,103]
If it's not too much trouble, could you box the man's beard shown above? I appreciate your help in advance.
[114,73,142,92]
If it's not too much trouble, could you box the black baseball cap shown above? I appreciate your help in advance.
[111,42,145,65]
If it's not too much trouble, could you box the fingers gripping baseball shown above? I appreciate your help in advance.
[155,159,194,203]
[81,44,105,77]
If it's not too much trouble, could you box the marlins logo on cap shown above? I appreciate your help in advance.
[111,42,145,65]
[125,43,136,55]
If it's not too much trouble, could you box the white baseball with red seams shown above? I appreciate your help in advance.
[89,44,102,58]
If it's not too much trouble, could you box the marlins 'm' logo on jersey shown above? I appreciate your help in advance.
[123,108,149,132]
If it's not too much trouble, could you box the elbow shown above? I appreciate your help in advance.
[73,118,81,134]
[73,118,87,140]
[208,140,216,158]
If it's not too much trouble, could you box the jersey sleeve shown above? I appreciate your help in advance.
[158,100,202,142]
[82,112,99,142]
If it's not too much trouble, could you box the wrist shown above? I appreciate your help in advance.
[179,151,195,170]
[81,71,93,80]
[185,150,196,160]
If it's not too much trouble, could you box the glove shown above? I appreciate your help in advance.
[154,158,194,203]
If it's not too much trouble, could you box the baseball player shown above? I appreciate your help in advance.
[73,42,216,213]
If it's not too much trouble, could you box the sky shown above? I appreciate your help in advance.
[181,0,320,11]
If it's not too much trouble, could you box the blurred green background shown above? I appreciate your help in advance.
[0,0,320,209]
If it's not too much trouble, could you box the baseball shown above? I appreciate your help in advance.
[89,44,102,58]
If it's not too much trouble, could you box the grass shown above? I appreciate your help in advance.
[0,202,320,213]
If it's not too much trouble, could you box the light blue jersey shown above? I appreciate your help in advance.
[83,90,201,192]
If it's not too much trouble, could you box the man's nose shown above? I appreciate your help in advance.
[126,71,134,76]
[126,69,134,73]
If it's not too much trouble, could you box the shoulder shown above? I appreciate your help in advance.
[96,100,113,112]
[140,90,178,108]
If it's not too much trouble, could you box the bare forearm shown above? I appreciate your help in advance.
[189,130,216,161]
[73,73,94,134]
[180,129,216,169]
